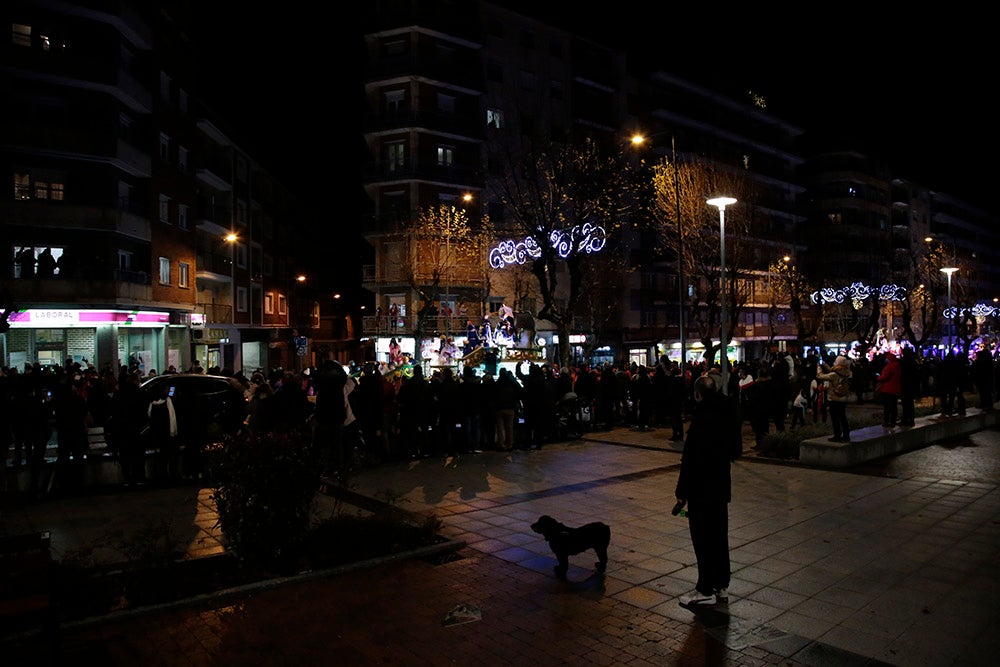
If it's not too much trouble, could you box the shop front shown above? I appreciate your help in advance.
[3,308,186,374]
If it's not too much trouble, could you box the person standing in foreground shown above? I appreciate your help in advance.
[676,373,741,607]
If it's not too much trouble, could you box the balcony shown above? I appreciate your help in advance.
[363,159,480,187]
[364,108,483,139]
[195,302,233,324]
[364,54,483,91]
[6,269,152,306]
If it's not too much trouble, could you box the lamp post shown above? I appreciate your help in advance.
[225,232,238,325]
[707,197,737,395]
[941,266,958,351]
[630,132,686,385]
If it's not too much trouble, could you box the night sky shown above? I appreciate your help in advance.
[194,4,997,217]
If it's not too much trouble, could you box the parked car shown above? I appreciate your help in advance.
[139,373,248,441]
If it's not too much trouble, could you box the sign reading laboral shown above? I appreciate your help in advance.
[6,309,171,327]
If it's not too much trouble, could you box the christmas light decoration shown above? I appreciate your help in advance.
[810,282,907,304]
[489,223,607,269]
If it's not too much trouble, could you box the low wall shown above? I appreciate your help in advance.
[799,408,1000,467]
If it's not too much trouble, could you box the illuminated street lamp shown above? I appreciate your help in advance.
[707,197,737,395]
[225,232,238,325]
[941,266,958,350]
[631,132,686,387]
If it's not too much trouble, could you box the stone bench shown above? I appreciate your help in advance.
[799,407,1000,467]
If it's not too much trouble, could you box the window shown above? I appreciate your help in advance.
[237,287,248,313]
[159,71,171,101]
[118,250,133,271]
[178,204,189,230]
[12,23,31,47]
[14,173,65,201]
[278,294,287,315]
[178,146,188,172]
[159,133,170,162]
[159,194,170,223]
[178,262,190,288]
[179,89,188,114]
[264,292,274,314]
[550,80,564,100]
[158,257,170,285]
[437,145,454,167]
[436,93,455,114]
[384,39,406,56]
[549,40,563,59]
[236,243,247,269]
[385,90,404,113]
[237,199,247,225]
[486,108,503,129]
[519,70,536,92]
[236,156,247,182]
[13,173,30,200]
[118,181,132,211]
[519,29,535,49]
[386,141,405,171]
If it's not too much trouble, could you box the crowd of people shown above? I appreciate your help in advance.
[4,342,998,495]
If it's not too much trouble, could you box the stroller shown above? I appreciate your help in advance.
[553,392,583,441]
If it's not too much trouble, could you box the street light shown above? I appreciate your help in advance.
[707,196,737,395]
[941,266,958,351]
[630,132,686,389]
[225,232,238,325]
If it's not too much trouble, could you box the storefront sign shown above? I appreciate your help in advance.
[7,309,171,327]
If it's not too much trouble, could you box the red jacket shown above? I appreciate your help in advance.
[876,353,903,396]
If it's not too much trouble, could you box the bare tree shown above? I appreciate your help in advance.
[488,136,642,367]
[649,153,755,367]
[768,255,825,348]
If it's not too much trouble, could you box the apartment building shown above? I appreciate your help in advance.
[1,1,315,375]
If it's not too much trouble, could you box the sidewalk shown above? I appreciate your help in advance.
[2,417,998,665]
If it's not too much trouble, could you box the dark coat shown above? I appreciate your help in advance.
[675,390,740,504]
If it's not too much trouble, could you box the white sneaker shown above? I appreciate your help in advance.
[714,588,729,603]
[679,590,715,607]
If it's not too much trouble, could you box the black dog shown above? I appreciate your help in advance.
[530,515,611,579]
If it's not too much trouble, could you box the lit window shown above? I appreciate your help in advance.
[178,262,190,288]
[264,292,274,314]
[486,108,503,129]
[13,173,31,200]
[386,141,405,171]
[437,146,454,167]
[159,257,171,285]
[12,23,31,47]
[50,182,64,200]
[278,294,287,315]
[34,181,49,199]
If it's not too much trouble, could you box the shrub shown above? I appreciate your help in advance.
[208,428,320,569]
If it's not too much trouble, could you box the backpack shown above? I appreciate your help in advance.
[830,375,850,399]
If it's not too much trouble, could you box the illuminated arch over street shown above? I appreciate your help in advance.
[489,223,607,269]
